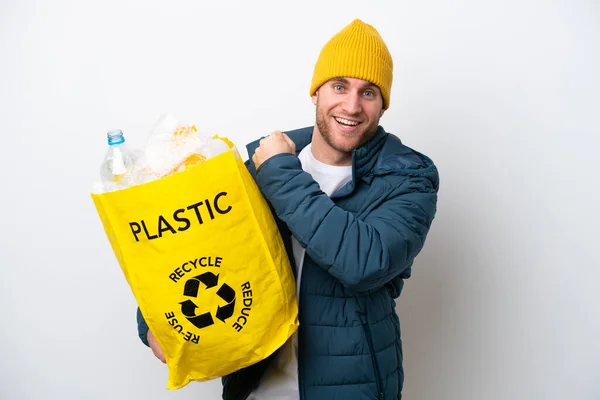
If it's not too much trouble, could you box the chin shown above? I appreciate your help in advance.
[332,137,361,153]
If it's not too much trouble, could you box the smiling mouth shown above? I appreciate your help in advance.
[334,117,361,127]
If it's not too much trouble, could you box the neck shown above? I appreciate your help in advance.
[310,127,353,166]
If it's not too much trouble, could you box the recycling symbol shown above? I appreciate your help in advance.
[179,272,236,329]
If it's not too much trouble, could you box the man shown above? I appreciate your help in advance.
[138,19,438,400]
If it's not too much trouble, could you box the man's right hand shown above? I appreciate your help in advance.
[252,130,296,170]
[147,330,166,363]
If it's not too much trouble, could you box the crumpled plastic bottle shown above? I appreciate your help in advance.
[99,129,137,191]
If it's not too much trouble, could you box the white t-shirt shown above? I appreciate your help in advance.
[248,144,353,400]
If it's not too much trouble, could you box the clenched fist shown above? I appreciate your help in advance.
[252,130,296,170]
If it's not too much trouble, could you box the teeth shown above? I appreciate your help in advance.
[335,117,359,126]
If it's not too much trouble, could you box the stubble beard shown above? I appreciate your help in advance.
[315,102,380,155]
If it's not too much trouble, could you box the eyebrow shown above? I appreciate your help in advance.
[328,77,379,91]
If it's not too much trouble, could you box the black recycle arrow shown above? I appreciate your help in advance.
[180,299,198,317]
[187,312,214,329]
[179,300,215,329]
[215,283,236,323]
[183,272,219,297]
[217,283,235,302]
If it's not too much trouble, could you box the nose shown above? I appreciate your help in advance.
[342,92,362,115]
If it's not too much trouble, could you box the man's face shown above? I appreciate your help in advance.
[312,77,385,163]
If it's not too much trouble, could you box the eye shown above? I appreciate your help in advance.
[363,90,375,97]
[333,84,344,92]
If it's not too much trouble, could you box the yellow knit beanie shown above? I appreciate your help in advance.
[310,19,393,109]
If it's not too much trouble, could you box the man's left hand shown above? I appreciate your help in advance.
[252,130,296,170]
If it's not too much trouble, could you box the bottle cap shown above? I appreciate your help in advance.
[107,129,125,145]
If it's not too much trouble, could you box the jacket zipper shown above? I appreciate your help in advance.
[299,325,305,400]
[357,310,384,400]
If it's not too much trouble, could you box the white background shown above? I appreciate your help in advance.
[1,0,599,399]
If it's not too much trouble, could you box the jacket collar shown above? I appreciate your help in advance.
[246,126,388,198]
[249,124,387,164]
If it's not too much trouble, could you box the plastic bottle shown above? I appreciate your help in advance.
[100,129,137,191]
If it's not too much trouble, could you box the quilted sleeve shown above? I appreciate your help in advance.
[255,153,438,292]
[136,307,150,347]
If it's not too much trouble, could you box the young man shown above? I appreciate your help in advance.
[139,19,439,400]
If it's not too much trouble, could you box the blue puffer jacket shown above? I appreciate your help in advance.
[222,126,439,400]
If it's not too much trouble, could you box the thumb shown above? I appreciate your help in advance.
[282,133,296,153]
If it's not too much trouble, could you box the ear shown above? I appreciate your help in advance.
[311,91,318,106]
[379,108,386,118]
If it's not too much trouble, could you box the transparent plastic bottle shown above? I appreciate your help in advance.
[100,129,137,191]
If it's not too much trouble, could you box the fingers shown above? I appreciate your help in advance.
[282,133,296,153]
[264,130,294,152]
[154,349,166,364]
[147,329,155,343]
[151,346,166,363]
[147,330,166,364]
[260,131,282,143]
[253,130,294,170]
